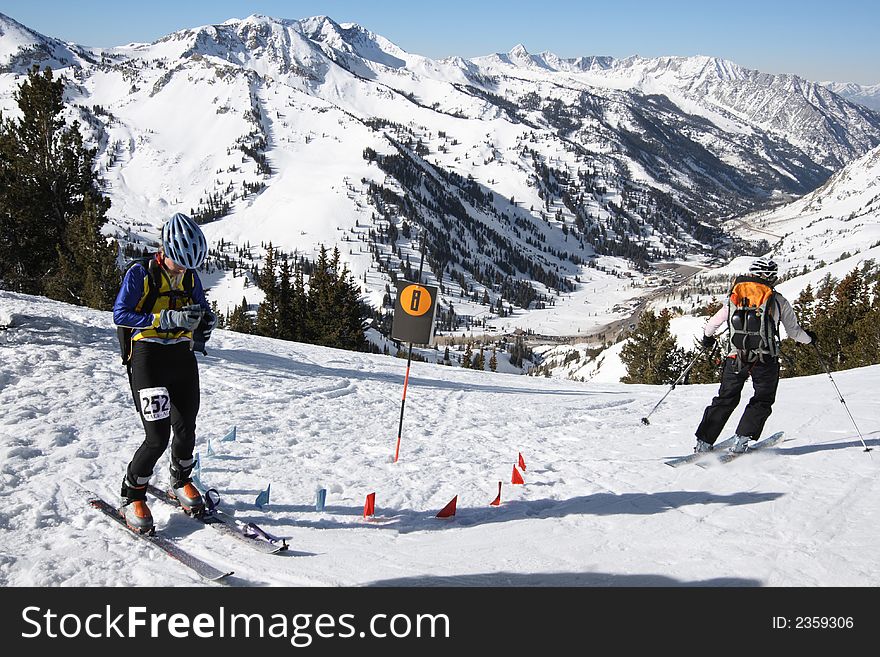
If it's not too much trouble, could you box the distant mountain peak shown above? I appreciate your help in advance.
[298,14,343,33]
[0,11,87,71]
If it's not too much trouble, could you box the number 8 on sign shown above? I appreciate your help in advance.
[400,284,432,316]
[392,280,438,345]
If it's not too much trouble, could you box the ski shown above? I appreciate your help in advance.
[87,495,233,582]
[146,484,289,555]
[696,431,786,468]
[665,436,738,468]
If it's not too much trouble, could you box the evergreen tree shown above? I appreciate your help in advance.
[780,284,817,377]
[306,245,368,350]
[255,244,278,337]
[852,276,880,367]
[826,269,872,369]
[44,195,119,309]
[461,343,472,368]
[620,309,683,384]
[306,245,336,346]
[277,256,294,341]
[0,65,116,302]
[779,264,880,377]
[509,335,532,368]
[292,259,307,342]
[331,259,368,351]
[473,347,485,371]
[228,296,254,333]
[489,347,498,372]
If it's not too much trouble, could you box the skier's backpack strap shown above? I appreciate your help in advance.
[116,255,162,365]
[117,326,134,366]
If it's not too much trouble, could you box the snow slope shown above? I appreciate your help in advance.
[1,291,878,587]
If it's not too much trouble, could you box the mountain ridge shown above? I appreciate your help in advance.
[1,11,879,343]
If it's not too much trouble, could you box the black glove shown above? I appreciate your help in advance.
[805,329,818,345]
[192,309,217,349]
[200,309,217,342]
[701,334,716,350]
[159,305,203,331]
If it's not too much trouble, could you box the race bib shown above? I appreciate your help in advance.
[139,386,171,422]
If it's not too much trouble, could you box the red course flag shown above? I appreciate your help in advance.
[511,465,524,485]
[436,496,457,518]
[518,452,527,471]
[363,492,376,517]
[490,482,502,506]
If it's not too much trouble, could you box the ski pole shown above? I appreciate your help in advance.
[812,343,871,453]
[640,343,709,426]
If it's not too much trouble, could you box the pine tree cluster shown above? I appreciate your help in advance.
[228,244,369,352]
[780,263,880,377]
[0,66,118,309]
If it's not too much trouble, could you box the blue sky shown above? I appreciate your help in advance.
[3,0,878,84]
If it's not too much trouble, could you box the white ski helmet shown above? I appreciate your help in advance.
[161,213,207,269]
[749,257,778,284]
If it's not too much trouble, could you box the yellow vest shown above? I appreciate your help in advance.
[132,266,197,344]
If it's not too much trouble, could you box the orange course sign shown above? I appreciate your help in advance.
[392,279,438,345]
[399,284,433,317]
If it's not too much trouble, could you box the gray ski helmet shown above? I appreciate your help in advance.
[161,213,207,269]
[749,257,778,284]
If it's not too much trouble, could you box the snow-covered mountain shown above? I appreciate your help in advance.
[0,12,94,71]
[473,49,880,172]
[1,12,879,344]
[727,144,880,276]
[653,141,880,307]
[822,81,880,112]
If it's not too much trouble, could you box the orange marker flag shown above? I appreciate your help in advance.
[512,465,524,484]
[363,492,376,518]
[518,452,527,471]
[490,482,502,506]
[436,496,457,518]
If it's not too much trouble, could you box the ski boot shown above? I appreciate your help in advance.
[729,435,752,454]
[694,439,713,453]
[169,456,205,516]
[121,474,154,534]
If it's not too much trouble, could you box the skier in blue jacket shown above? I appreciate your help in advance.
[113,213,217,533]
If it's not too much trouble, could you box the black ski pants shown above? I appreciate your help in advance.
[126,341,200,487]
[695,356,779,445]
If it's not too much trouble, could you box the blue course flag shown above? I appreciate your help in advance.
[206,438,216,457]
[221,427,237,442]
[255,484,271,509]
[316,488,327,512]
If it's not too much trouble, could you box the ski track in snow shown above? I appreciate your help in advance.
[1,291,879,587]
